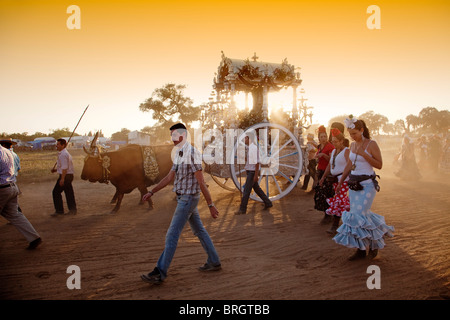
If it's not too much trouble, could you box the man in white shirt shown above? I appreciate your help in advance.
[236,135,272,215]
[1,145,42,249]
[51,138,77,216]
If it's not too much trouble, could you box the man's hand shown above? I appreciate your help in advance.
[209,206,219,219]
[142,192,153,202]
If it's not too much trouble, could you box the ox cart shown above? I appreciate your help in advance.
[202,52,314,202]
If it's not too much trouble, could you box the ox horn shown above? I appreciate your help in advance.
[83,145,93,155]
[90,131,99,148]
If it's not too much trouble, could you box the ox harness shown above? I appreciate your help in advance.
[88,146,159,184]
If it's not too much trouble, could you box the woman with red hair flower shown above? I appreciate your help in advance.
[313,125,335,223]
[319,128,350,234]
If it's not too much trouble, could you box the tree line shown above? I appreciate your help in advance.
[2,83,448,142]
[0,129,105,142]
[328,107,450,136]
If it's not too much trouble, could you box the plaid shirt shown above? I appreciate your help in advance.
[171,142,203,195]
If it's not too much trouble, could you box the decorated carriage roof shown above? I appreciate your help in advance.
[213,52,302,92]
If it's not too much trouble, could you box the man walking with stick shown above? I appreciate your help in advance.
[51,138,77,216]
[50,105,88,216]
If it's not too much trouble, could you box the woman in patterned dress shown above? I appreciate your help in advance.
[319,128,350,235]
[333,116,394,261]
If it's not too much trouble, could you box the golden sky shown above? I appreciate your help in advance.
[1,0,449,137]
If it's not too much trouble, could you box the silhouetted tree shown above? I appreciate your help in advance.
[359,110,388,135]
[111,128,130,142]
[139,83,201,131]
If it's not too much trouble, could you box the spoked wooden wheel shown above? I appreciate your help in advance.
[230,122,303,202]
[210,175,236,191]
[203,137,237,192]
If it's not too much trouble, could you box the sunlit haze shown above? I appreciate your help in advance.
[1,0,449,137]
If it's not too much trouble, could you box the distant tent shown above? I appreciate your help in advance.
[31,137,56,150]
[128,130,151,146]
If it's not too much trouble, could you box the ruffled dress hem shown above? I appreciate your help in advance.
[333,210,394,250]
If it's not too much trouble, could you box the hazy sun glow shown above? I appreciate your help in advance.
[233,88,301,116]
[269,89,296,115]
[233,92,252,112]
[0,1,449,137]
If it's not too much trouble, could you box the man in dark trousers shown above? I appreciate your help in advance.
[235,133,272,215]
[51,138,77,216]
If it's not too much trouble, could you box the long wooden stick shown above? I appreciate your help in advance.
[52,104,90,170]
[67,104,90,145]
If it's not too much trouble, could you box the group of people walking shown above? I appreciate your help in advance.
[309,117,394,261]
[1,136,78,250]
[2,117,396,287]
[395,133,450,180]
[0,138,42,250]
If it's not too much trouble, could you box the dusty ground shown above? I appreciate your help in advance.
[0,153,449,300]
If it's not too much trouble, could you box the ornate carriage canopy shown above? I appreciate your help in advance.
[213,52,302,93]
[210,52,303,124]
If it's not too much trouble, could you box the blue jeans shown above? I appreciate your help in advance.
[156,193,220,280]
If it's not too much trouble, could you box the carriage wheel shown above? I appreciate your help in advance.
[203,141,236,192]
[210,175,236,191]
[230,122,303,202]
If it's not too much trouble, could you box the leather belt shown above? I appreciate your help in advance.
[175,191,199,196]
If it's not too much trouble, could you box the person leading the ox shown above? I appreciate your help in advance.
[51,138,77,216]
[1,143,42,249]
[333,116,394,260]
[140,123,221,284]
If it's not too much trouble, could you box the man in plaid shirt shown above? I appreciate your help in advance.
[140,123,221,284]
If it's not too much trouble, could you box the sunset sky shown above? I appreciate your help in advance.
[1,0,449,137]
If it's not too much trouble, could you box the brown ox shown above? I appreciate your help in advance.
[81,138,173,213]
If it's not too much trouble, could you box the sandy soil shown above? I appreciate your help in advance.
[0,157,449,300]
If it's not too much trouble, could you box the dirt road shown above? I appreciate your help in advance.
[0,163,449,300]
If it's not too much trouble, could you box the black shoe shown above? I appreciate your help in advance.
[51,211,64,217]
[27,237,42,250]
[141,268,162,284]
[326,225,338,235]
[67,209,77,215]
[235,210,246,215]
[368,248,378,260]
[348,249,367,261]
[263,202,273,209]
[320,214,332,225]
[198,263,222,272]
